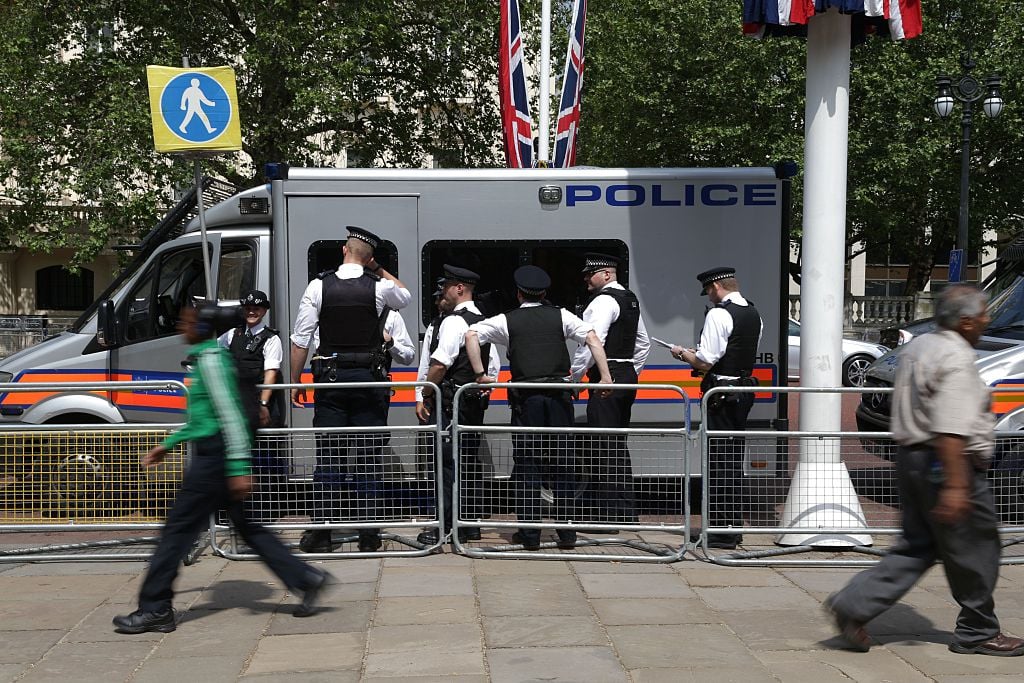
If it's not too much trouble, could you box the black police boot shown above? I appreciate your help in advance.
[416,528,440,545]
[358,532,382,552]
[556,530,577,550]
[299,529,333,553]
[511,531,541,551]
[707,534,742,550]
[458,527,481,542]
[112,608,176,634]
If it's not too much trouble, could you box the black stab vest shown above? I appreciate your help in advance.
[594,287,640,358]
[709,299,760,378]
[317,272,379,357]
[506,305,570,382]
[227,325,279,434]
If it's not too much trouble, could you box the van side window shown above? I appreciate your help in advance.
[217,242,256,300]
[420,240,628,326]
[307,239,399,282]
[123,246,208,343]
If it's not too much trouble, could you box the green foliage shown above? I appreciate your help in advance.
[0,0,501,268]
[582,0,1024,292]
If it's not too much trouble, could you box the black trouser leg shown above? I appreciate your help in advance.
[584,365,637,523]
[704,391,753,532]
[138,455,220,613]
[226,500,318,593]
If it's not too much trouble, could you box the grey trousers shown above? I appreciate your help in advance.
[829,446,1001,645]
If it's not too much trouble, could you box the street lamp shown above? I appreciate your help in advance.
[933,55,1004,282]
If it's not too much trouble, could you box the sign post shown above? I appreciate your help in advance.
[146,64,242,295]
[948,248,964,283]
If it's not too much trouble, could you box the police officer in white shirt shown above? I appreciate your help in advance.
[416,265,500,545]
[571,253,650,526]
[465,265,612,551]
[671,267,762,550]
[290,226,411,553]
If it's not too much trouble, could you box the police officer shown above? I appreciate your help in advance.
[671,267,761,550]
[465,265,613,551]
[571,253,650,526]
[310,307,416,418]
[416,265,500,545]
[218,290,283,432]
[290,226,411,553]
[414,280,450,479]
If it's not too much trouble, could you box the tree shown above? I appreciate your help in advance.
[0,1,501,268]
[581,0,1024,293]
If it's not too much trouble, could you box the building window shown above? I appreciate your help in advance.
[36,265,94,310]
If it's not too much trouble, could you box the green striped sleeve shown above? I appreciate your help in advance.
[198,347,252,476]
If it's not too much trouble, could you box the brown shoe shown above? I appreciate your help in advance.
[949,633,1024,657]
[823,595,870,652]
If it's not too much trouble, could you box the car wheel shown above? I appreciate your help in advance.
[842,354,874,387]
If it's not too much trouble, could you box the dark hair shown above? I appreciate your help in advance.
[194,303,243,339]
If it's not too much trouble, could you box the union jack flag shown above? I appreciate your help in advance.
[553,0,586,168]
[742,0,922,41]
[499,0,533,168]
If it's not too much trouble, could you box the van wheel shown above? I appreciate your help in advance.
[41,434,142,518]
[842,355,874,387]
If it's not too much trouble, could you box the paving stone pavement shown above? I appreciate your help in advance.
[2,546,1024,682]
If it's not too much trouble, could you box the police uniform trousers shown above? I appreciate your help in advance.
[828,446,1001,646]
[139,435,318,613]
[311,367,390,536]
[510,388,578,544]
[582,362,638,524]
[439,391,488,533]
[246,406,287,522]
[703,385,754,532]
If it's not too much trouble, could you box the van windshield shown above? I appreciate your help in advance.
[986,265,1024,339]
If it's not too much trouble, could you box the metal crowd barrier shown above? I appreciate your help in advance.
[0,380,191,562]
[211,382,445,559]
[450,382,694,562]
[697,385,1024,567]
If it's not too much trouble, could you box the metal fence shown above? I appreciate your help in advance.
[210,382,445,559]
[0,380,189,562]
[450,382,693,562]
[0,316,76,359]
[698,385,1024,567]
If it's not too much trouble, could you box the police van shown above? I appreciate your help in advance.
[0,166,793,501]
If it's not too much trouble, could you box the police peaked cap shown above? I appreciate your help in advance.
[442,264,481,285]
[432,277,445,300]
[346,225,381,249]
[240,289,270,309]
[697,266,736,294]
[581,252,622,274]
[514,265,551,295]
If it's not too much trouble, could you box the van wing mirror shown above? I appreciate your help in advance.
[96,299,120,348]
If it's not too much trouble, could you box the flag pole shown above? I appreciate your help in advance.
[538,0,551,165]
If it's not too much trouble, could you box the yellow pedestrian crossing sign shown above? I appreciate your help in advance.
[147,66,242,153]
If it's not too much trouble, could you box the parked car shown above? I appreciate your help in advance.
[787,318,889,387]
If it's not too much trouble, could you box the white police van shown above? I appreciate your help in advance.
[0,166,793,503]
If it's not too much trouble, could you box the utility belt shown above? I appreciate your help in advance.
[439,378,490,415]
[311,351,387,382]
[507,377,572,410]
[701,372,759,411]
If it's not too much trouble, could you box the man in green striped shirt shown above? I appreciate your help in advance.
[114,304,334,634]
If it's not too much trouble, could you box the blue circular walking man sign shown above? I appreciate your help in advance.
[159,72,233,144]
